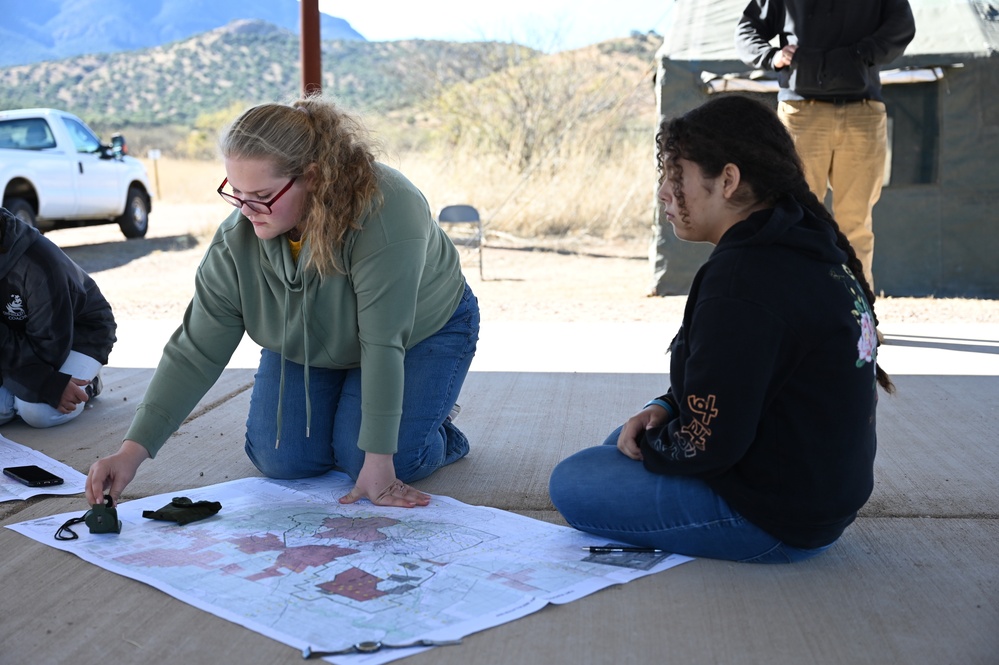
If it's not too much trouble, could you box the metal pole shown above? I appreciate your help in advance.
[301,0,321,95]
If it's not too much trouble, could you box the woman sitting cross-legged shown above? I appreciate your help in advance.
[549,95,893,564]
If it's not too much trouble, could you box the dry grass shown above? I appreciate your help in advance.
[388,141,656,242]
[139,156,224,206]
[129,33,663,244]
[141,137,659,245]
[55,155,999,325]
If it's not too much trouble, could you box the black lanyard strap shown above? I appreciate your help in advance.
[54,516,87,541]
[53,495,120,540]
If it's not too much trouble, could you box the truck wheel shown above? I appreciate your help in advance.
[3,197,37,229]
[117,186,149,238]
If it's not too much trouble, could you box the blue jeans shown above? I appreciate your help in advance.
[548,427,833,564]
[245,284,479,483]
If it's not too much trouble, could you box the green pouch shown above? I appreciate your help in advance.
[85,502,122,534]
[142,496,222,526]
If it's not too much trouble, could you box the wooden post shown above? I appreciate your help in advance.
[300,0,322,94]
[147,149,162,198]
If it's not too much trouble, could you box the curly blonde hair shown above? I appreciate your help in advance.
[219,94,380,275]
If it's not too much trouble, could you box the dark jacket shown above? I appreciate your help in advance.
[735,0,916,102]
[0,208,116,407]
[640,197,880,548]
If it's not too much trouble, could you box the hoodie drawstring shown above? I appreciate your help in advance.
[274,269,313,448]
[275,289,289,449]
[302,295,312,440]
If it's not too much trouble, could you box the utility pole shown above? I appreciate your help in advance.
[301,0,321,94]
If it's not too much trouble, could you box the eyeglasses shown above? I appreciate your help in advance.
[217,177,297,214]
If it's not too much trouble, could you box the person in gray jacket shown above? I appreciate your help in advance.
[735,0,915,289]
[0,207,116,428]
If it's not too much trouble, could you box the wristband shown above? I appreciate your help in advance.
[644,399,675,419]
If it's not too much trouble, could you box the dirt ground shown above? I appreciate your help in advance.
[50,202,999,326]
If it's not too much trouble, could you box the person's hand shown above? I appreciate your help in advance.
[57,378,90,414]
[772,44,797,69]
[86,440,150,506]
[339,452,431,508]
[617,405,671,461]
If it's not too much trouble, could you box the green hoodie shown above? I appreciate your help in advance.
[125,163,465,457]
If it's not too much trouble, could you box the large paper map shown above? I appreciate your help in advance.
[7,473,690,664]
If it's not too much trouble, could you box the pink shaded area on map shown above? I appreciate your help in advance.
[231,533,285,554]
[488,568,540,592]
[317,567,387,601]
[116,548,226,569]
[243,542,360,582]
[316,516,399,543]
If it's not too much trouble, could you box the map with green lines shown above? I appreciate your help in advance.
[8,474,690,664]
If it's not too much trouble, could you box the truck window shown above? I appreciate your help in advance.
[0,119,57,150]
[61,117,103,154]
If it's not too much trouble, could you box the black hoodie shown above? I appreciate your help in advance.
[640,197,879,549]
[0,208,116,408]
[735,0,916,102]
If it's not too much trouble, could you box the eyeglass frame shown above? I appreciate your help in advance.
[217,176,297,214]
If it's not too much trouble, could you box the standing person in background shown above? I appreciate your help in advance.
[87,95,479,509]
[0,207,115,428]
[549,95,893,563]
[735,0,915,290]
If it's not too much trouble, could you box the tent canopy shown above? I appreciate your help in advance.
[659,0,998,70]
[651,0,999,298]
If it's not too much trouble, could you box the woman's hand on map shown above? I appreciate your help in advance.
[339,452,431,508]
[86,440,150,506]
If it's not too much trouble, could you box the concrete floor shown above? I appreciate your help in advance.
[1,320,997,664]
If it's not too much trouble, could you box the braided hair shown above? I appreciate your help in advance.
[656,94,894,393]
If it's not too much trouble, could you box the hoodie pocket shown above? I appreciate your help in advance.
[792,46,870,96]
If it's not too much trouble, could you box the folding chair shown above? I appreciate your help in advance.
[437,204,483,279]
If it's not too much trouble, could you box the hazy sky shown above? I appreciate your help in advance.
[318,1,675,51]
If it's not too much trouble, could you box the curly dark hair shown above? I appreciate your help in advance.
[656,94,893,393]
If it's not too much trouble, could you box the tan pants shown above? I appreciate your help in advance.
[778,99,887,289]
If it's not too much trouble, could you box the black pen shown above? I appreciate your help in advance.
[583,546,665,554]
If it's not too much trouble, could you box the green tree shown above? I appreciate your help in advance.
[178,101,249,159]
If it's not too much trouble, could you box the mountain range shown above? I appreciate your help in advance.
[0,7,660,153]
[0,0,363,67]
[0,19,541,126]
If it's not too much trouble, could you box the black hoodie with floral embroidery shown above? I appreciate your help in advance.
[640,196,879,549]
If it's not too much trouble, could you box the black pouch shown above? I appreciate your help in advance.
[142,496,222,526]
[792,46,870,96]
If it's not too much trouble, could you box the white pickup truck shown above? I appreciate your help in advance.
[0,107,152,238]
